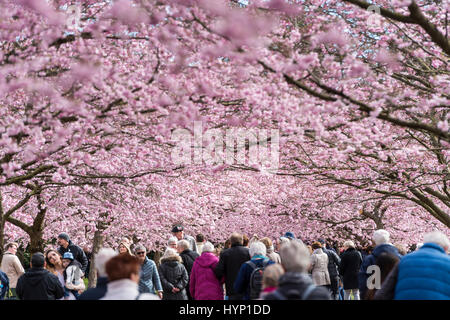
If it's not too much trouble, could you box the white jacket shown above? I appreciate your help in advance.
[101,279,160,300]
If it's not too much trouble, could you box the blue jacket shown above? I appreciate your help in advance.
[0,270,9,300]
[78,276,108,300]
[358,244,402,298]
[139,257,162,294]
[233,255,275,300]
[395,243,450,300]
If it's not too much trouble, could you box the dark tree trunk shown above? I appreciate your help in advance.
[88,226,105,288]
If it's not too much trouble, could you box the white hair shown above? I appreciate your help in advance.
[95,248,118,277]
[134,244,146,253]
[423,231,450,251]
[177,239,190,250]
[279,237,290,245]
[249,241,267,257]
[280,240,311,273]
[168,236,178,245]
[416,242,423,250]
[343,240,355,249]
[373,229,390,246]
[201,241,215,253]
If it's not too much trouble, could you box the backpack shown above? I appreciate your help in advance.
[247,259,270,299]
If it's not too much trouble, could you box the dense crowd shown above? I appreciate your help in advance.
[1,225,449,300]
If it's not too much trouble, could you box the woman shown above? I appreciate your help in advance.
[117,241,133,256]
[189,242,224,300]
[158,248,188,300]
[339,240,363,300]
[45,249,75,300]
[310,241,331,289]
[365,252,400,300]
[260,237,281,264]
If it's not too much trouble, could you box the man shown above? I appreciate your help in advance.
[318,238,341,300]
[78,248,117,300]
[171,225,197,252]
[264,240,331,300]
[167,237,178,250]
[0,269,9,300]
[358,229,402,299]
[195,234,206,255]
[0,242,25,299]
[16,252,64,300]
[177,239,199,300]
[214,232,250,300]
[57,232,88,274]
[134,244,163,299]
[374,230,450,300]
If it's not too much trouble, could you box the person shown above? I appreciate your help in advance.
[224,239,231,250]
[16,252,64,300]
[171,224,197,252]
[83,246,92,279]
[189,241,224,300]
[62,252,85,299]
[214,232,250,300]
[284,232,296,241]
[78,248,117,300]
[264,240,330,300]
[57,233,88,274]
[243,234,250,247]
[358,229,402,299]
[259,263,284,299]
[45,249,70,300]
[260,237,281,264]
[374,230,450,300]
[0,242,24,299]
[394,243,407,256]
[134,244,163,299]
[168,237,178,249]
[310,241,331,293]
[365,252,400,300]
[195,234,206,255]
[177,239,199,299]
[234,241,275,300]
[158,248,189,300]
[339,240,363,300]
[101,254,159,300]
[0,269,9,300]
[117,241,133,256]
[318,239,341,300]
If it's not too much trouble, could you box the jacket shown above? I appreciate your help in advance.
[264,272,331,300]
[189,252,224,300]
[214,244,250,297]
[78,276,108,300]
[0,253,25,288]
[267,247,281,264]
[139,256,162,294]
[394,243,450,300]
[184,235,198,253]
[16,267,64,300]
[323,248,340,278]
[358,243,401,298]
[64,260,85,291]
[0,270,9,300]
[234,255,275,300]
[339,248,362,290]
[58,241,88,274]
[101,279,159,300]
[179,249,199,276]
[310,249,330,286]
[158,256,189,300]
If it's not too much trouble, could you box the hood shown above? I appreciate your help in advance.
[161,255,182,264]
[196,252,218,268]
[372,243,399,258]
[24,268,48,286]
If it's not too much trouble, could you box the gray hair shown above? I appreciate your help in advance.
[177,239,190,250]
[134,244,146,253]
[423,231,450,251]
[168,236,178,245]
[202,241,215,253]
[249,241,267,257]
[343,240,355,249]
[373,229,390,246]
[95,248,118,277]
[280,240,311,273]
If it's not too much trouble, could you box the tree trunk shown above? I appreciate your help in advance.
[88,229,104,288]
[28,230,44,255]
[0,219,5,265]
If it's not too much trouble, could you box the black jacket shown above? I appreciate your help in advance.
[339,248,362,290]
[16,267,64,300]
[264,272,331,300]
[179,249,199,276]
[158,257,189,300]
[58,241,88,274]
[323,248,341,278]
[78,276,108,300]
[214,244,250,297]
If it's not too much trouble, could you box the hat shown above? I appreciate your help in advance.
[284,232,295,239]
[58,233,70,242]
[171,225,183,233]
[62,252,74,260]
[31,252,45,268]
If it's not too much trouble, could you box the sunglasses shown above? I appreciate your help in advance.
[136,252,145,255]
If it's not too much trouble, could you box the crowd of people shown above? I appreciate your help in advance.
[0,225,449,300]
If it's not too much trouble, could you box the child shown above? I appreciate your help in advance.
[62,252,85,299]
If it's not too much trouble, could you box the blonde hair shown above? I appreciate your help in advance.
[263,264,285,289]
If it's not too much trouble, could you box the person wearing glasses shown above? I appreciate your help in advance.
[134,244,163,299]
